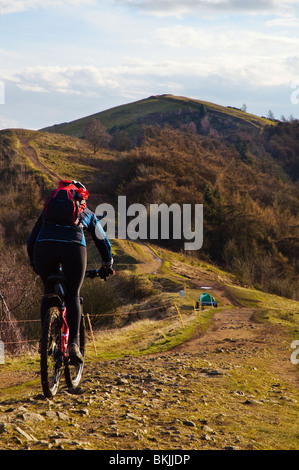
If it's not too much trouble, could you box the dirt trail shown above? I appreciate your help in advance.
[1,294,299,449]
[173,304,299,388]
[16,131,62,182]
[136,242,163,274]
[1,298,298,450]
[1,236,299,449]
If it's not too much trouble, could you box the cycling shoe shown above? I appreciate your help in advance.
[68,343,84,364]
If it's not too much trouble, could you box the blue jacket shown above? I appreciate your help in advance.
[27,206,112,263]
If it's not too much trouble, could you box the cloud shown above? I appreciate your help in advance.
[266,16,299,27]
[154,24,299,51]
[0,0,96,15]
[3,0,295,17]
[112,0,297,16]
[111,0,297,17]
[1,60,297,130]
[152,24,299,86]
[2,40,297,104]
[0,116,19,129]
[0,65,123,97]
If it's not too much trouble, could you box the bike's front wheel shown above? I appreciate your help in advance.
[64,314,85,389]
[40,307,63,398]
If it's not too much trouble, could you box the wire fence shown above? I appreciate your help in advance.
[0,292,23,353]
[0,299,199,358]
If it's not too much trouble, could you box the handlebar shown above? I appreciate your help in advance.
[85,267,115,281]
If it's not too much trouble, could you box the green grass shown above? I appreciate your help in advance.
[227,284,299,338]
[228,284,299,315]
[86,315,199,360]
[41,94,274,138]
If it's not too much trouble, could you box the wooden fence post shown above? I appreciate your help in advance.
[174,303,185,328]
[86,313,97,355]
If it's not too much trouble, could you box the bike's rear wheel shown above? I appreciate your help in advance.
[40,307,63,398]
[64,314,85,389]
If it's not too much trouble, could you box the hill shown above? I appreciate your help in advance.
[40,94,274,144]
[40,93,299,182]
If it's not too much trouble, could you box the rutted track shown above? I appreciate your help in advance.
[16,130,62,183]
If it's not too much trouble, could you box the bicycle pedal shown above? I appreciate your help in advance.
[67,356,84,366]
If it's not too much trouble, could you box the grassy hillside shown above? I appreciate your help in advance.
[41,94,274,142]
[40,93,299,182]
[0,119,298,305]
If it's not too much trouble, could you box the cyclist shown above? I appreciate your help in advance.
[27,180,113,364]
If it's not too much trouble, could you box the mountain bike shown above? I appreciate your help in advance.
[40,266,114,398]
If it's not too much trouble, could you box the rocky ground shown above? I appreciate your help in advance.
[1,304,299,451]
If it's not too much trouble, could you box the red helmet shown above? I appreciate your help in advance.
[58,180,89,202]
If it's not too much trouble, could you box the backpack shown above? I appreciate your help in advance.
[44,180,88,227]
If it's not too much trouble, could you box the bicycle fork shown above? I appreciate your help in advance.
[61,307,69,357]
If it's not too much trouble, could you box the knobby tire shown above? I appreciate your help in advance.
[40,307,62,398]
[64,314,85,389]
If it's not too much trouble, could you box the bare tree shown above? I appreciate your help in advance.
[84,119,111,154]
[267,109,275,121]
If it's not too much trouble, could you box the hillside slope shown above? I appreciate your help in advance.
[0,122,298,303]
[41,94,273,143]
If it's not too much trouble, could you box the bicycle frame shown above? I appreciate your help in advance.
[45,273,70,361]
[61,307,69,356]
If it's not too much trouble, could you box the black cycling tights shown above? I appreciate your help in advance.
[33,242,87,345]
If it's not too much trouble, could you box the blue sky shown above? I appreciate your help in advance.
[1,0,299,130]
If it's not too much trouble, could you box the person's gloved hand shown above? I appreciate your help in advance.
[102,257,113,270]
[99,258,114,279]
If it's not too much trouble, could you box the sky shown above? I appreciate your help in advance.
[1,0,299,130]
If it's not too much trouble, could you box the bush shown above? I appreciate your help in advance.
[81,278,119,328]
[0,246,41,351]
